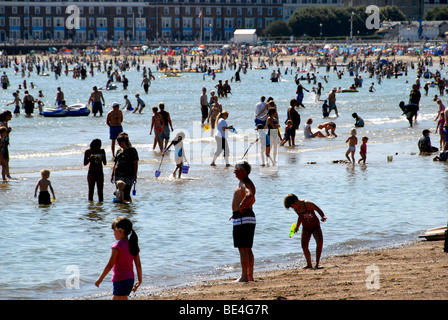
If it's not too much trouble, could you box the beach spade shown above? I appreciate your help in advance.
[204,123,210,131]
[132,180,137,196]
[155,153,165,177]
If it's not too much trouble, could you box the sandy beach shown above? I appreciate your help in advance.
[139,239,448,300]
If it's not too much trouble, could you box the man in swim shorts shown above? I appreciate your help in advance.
[231,160,256,282]
[294,79,309,108]
[107,102,124,158]
[328,88,339,117]
[88,86,105,116]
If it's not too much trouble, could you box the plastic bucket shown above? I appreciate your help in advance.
[182,164,190,174]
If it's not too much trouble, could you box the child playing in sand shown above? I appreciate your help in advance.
[358,136,368,164]
[95,216,142,300]
[164,131,185,178]
[283,193,327,269]
[113,180,127,204]
[34,169,55,205]
[345,128,358,164]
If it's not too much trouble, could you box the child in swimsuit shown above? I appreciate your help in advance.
[345,128,358,164]
[358,136,368,165]
[34,169,56,205]
[283,193,327,269]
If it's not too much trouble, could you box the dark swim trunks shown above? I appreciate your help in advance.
[92,101,103,115]
[110,125,123,140]
[232,209,256,248]
[38,191,51,205]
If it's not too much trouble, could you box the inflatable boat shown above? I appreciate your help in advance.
[42,104,90,117]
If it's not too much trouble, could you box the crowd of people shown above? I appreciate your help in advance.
[1,48,448,299]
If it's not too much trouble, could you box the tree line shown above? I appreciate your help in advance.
[263,5,410,38]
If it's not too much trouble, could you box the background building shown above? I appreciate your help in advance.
[0,0,440,43]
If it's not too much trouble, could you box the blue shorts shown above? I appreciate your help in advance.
[329,102,337,111]
[296,93,304,103]
[110,125,123,140]
[444,127,448,143]
[113,278,134,296]
[92,101,103,114]
[254,118,266,127]
[160,125,170,140]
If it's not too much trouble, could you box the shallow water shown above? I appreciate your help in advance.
[0,57,447,299]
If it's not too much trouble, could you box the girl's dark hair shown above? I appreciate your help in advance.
[90,138,102,151]
[112,216,140,256]
[283,193,299,209]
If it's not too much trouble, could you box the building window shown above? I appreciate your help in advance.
[247,8,252,16]
[89,7,94,15]
[46,17,52,27]
[12,7,17,14]
[116,7,122,15]
[185,6,190,15]
[0,7,4,14]
[56,7,62,15]
[46,7,51,15]
[99,7,105,15]
[216,7,221,15]
[127,7,133,15]
[35,6,40,15]
[24,6,29,15]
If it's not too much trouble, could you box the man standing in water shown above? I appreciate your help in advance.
[88,86,105,116]
[55,87,64,106]
[231,160,256,282]
[106,102,124,158]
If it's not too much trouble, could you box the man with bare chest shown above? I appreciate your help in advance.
[107,102,124,157]
[231,160,256,282]
[88,86,105,116]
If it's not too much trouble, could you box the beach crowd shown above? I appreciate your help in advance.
[0,46,447,299]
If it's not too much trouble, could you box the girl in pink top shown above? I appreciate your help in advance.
[95,216,142,300]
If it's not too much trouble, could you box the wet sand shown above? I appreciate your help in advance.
[139,239,448,300]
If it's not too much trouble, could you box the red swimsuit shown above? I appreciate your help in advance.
[297,202,321,233]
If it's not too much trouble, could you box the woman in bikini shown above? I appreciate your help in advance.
[283,193,327,269]
[207,96,222,137]
[150,106,165,153]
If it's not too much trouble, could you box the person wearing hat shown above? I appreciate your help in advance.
[163,131,185,179]
[107,102,124,158]
[418,129,438,154]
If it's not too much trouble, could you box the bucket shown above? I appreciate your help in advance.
[387,156,393,162]
[182,164,190,174]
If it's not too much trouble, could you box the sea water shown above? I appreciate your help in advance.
[0,57,446,300]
